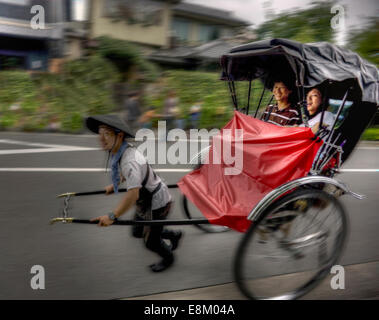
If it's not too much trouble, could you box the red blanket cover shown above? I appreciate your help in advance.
[177,111,322,232]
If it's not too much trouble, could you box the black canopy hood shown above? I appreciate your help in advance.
[220,38,379,105]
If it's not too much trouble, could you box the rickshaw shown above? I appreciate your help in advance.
[51,38,379,300]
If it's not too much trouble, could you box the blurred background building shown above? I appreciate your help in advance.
[0,0,377,133]
[87,0,249,49]
[0,0,73,71]
[87,0,252,68]
[0,0,253,72]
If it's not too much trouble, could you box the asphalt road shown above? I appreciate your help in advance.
[0,131,378,299]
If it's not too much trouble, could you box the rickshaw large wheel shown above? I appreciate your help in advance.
[182,195,229,233]
[234,188,348,300]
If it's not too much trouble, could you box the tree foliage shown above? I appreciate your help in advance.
[348,17,379,66]
[255,1,336,43]
[94,36,159,82]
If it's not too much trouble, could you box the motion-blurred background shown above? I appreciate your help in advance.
[0,0,377,135]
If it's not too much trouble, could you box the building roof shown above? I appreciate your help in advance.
[148,45,195,66]
[190,39,240,60]
[64,21,87,39]
[149,37,251,66]
[0,18,63,40]
[173,2,249,26]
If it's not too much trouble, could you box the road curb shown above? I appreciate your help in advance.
[121,260,379,300]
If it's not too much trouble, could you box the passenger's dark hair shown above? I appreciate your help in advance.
[271,77,293,91]
[270,76,297,105]
[306,87,326,119]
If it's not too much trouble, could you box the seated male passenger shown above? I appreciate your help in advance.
[260,79,301,126]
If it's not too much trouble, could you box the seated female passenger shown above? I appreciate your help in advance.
[260,79,301,126]
[303,88,336,134]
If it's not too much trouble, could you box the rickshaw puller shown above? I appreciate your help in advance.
[86,115,182,272]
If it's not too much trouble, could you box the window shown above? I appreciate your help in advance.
[0,55,26,70]
[104,0,163,26]
[172,18,190,42]
[198,24,220,43]
[221,28,233,38]
[104,0,122,16]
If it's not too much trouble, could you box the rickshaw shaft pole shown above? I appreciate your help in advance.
[65,218,211,226]
[60,184,179,198]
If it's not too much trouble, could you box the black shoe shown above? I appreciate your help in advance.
[170,231,183,251]
[149,257,174,272]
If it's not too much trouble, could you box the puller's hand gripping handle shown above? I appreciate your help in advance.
[50,194,73,224]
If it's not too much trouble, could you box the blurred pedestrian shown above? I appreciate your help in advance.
[124,91,142,134]
[46,115,61,132]
[172,106,185,130]
[139,106,161,129]
[163,90,179,131]
[189,101,202,129]
[86,114,183,272]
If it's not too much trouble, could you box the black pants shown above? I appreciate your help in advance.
[132,202,175,262]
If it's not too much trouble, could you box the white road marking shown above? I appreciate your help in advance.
[1,138,378,156]
[0,168,106,172]
[0,168,378,173]
[0,147,100,155]
[2,146,377,155]
[0,138,100,154]
[339,169,379,172]
[0,139,55,148]
[0,139,92,149]
[0,168,193,172]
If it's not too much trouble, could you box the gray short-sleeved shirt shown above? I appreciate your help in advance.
[119,147,171,210]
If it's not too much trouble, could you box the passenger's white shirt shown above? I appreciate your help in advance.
[301,111,336,130]
[119,147,171,210]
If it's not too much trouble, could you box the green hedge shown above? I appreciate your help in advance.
[4,65,376,139]
[0,71,40,129]
[0,55,120,132]
[145,70,272,129]
[361,127,379,141]
[0,60,273,133]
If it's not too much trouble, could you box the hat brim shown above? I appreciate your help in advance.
[85,115,135,138]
